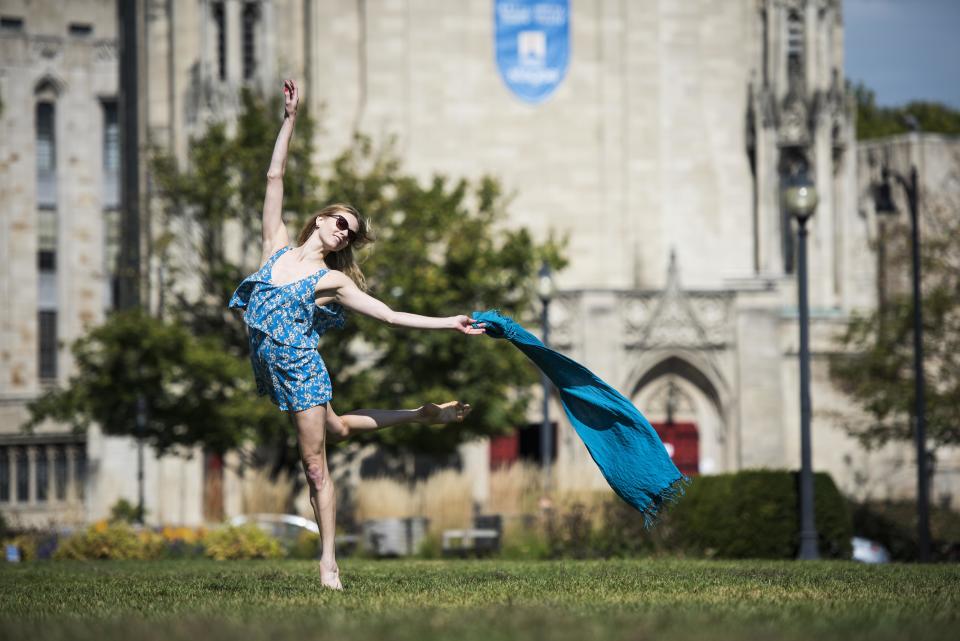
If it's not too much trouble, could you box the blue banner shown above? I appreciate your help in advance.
[494,0,570,104]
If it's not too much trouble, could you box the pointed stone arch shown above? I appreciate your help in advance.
[632,354,723,416]
[628,352,732,475]
[34,74,66,101]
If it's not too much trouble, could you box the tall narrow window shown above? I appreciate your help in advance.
[787,12,804,59]
[36,102,56,207]
[75,446,87,500]
[242,2,259,81]
[16,447,28,503]
[0,447,9,503]
[102,101,119,208]
[213,2,226,81]
[38,203,58,380]
[103,209,121,310]
[102,101,121,309]
[35,445,48,502]
[38,311,58,380]
[38,208,56,273]
[786,10,805,91]
[54,445,67,501]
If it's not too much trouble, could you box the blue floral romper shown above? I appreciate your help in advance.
[228,246,346,412]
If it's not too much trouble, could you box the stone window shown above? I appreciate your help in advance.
[75,446,87,500]
[54,445,68,501]
[38,208,56,272]
[68,23,93,37]
[242,2,260,81]
[0,16,24,33]
[38,311,58,381]
[0,443,86,505]
[36,102,56,208]
[15,447,28,503]
[787,12,804,59]
[213,2,226,81]
[0,447,9,502]
[785,10,804,91]
[103,209,121,310]
[102,100,119,209]
[35,447,48,502]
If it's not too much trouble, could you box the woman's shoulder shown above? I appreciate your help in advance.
[259,242,291,269]
[315,268,356,287]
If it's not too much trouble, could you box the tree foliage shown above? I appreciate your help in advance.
[24,309,270,456]
[829,164,960,452]
[27,89,565,472]
[854,82,960,140]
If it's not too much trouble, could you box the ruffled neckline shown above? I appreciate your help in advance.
[264,247,329,288]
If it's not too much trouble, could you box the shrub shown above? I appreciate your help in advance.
[671,470,852,559]
[202,524,283,560]
[288,529,320,560]
[109,498,145,524]
[54,521,165,560]
[544,501,597,559]
[159,526,207,559]
[416,532,442,559]
[590,497,675,558]
[524,469,852,560]
[3,534,39,561]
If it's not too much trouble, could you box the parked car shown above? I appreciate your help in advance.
[228,513,358,556]
[851,536,891,563]
[230,513,318,538]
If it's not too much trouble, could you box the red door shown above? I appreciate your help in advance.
[651,422,699,476]
[489,432,519,469]
[203,451,224,521]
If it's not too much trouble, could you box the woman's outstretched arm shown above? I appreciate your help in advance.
[317,271,485,334]
[260,79,299,265]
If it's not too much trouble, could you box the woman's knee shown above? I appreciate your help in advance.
[326,413,350,440]
[303,453,329,492]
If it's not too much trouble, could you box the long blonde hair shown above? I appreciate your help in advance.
[296,203,374,290]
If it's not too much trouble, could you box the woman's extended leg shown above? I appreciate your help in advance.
[325,401,471,442]
[290,404,341,590]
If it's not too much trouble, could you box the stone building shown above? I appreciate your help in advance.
[0,0,205,529]
[1,0,957,529]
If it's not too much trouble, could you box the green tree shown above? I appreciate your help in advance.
[829,169,960,457]
[27,90,565,476]
[853,82,960,140]
[25,309,270,456]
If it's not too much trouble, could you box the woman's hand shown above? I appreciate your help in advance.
[451,315,485,335]
[283,79,299,118]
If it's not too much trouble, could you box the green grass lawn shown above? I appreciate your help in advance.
[2,559,958,641]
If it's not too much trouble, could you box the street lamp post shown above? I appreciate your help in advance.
[873,163,931,563]
[538,262,556,486]
[784,171,820,560]
[136,395,146,524]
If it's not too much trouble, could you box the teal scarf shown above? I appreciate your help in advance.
[474,310,688,526]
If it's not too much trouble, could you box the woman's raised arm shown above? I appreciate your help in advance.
[260,79,299,264]
[318,272,484,335]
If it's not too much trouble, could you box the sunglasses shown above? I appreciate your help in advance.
[331,214,358,244]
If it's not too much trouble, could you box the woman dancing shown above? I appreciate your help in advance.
[229,80,484,590]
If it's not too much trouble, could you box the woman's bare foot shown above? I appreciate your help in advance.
[417,401,471,424]
[319,559,342,591]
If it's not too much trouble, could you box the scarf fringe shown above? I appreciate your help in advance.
[641,474,692,530]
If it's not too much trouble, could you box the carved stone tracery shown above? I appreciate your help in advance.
[622,252,734,350]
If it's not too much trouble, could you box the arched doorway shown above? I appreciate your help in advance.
[632,356,726,476]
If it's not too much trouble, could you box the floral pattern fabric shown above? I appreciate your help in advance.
[229,246,346,412]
